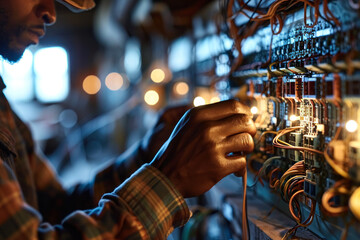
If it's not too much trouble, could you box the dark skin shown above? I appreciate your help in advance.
[140,105,191,163]
[0,0,56,63]
[0,0,256,199]
[147,100,256,198]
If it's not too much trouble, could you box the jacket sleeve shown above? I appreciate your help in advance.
[0,159,191,239]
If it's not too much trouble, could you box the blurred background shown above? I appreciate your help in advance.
[0,0,232,187]
[4,1,360,239]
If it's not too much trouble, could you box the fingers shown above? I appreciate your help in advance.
[180,101,256,155]
[220,132,255,155]
[212,114,257,138]
[149,100,256,198]
[222,156,247,177]
[189,99,252,122]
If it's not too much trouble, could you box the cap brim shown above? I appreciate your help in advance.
[57,0,96,12]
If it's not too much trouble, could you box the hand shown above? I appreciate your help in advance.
[150,99,256,198]
[140,105,191,163]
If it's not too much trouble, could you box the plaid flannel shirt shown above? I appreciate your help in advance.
[0,78,190,239]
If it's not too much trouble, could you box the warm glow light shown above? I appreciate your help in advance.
[346,120,358,133]
[105,72,123,91]
[210,96,221,103]
[193,96,206,107]
[83,75,101,95]
[150,68,165,83]
[250,106,258,115]
[174,82,189,95]
[290,115,298,121]
[144,90,160,106]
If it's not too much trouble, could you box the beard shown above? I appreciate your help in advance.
[0,9,26,63]
[0,38,25,63]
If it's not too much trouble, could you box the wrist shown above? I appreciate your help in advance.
[111,164,191,237]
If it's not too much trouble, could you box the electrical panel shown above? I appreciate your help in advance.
[219,0,360,239]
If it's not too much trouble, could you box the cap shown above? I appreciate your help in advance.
[57,0,96,12]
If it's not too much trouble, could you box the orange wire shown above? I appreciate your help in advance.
[289,190,316,226]
[269,168,281,189]
[226,0,325,76]
[287,59,299,74]
[323,0,341,26]
[321,179,352,217]
[303,0,319,28]
[289,190,303,222]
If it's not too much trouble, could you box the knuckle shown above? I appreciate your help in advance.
[248,120,257,136]
[240,133,254,152]
[227,99,241,112]
[236,113,249,123]
[228,99,252,115]
[235,114,256,135]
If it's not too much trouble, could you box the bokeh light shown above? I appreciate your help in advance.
[59,109,78,129]
[83,75,101,95]
[193,96,206,107]
[105,72,123,91]
[150,68,165,83]
[346,120,358,133]
[174,82,189,95]
[210,96,221,104]
[250,106,259,115]
[144,90,160,106]
[290,115,298,121]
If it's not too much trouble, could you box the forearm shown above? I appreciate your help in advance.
[37,141,146,222]
[2,161,190,239]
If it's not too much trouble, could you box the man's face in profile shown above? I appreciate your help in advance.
[0,0,56,63]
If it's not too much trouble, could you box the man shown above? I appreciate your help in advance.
[0,0,256,239]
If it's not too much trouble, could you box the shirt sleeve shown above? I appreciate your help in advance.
[0,159,191,239]
[34,142,149,223]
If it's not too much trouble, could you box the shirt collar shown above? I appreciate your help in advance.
[0,76,6,91]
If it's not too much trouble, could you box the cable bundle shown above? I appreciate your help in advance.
[272,126,324,156]
[225,0,340,73]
